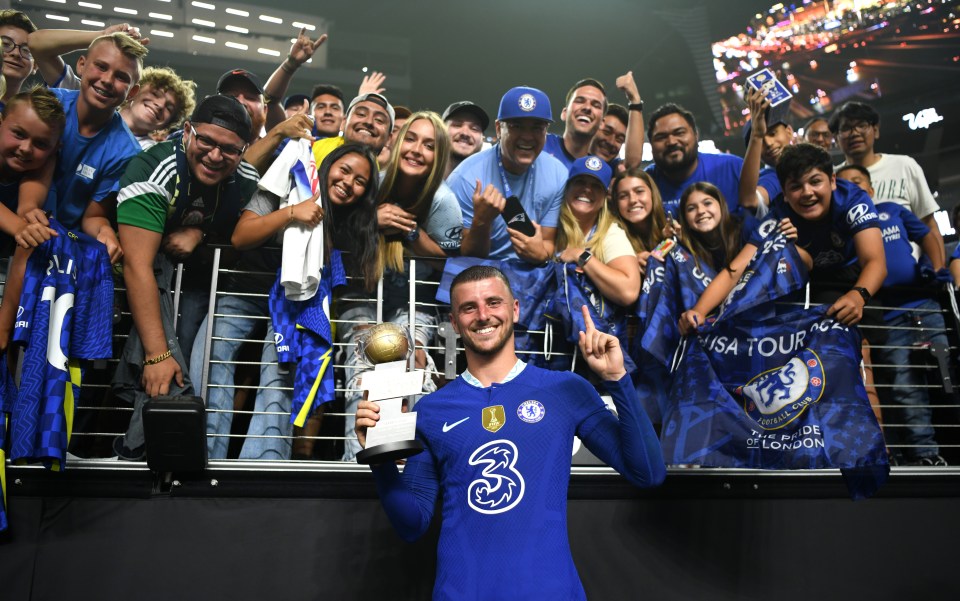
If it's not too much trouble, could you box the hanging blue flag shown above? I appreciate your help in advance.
[664,306,889,498]
[716,231,808,322]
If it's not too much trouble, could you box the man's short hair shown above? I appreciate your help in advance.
[836,163,872,184]
[190,94,253,143]
[127,66,196,129]
[450,266,514,303]
[604,103,629,128]
[311,84,344,105]
[2,85,66,135]
[804,116,829,131]
[88,32,148,75]
[776,143,833,186]
[0,9,37,33]
[564,78,606,106]
[828,101,880,134]
[647,103,697,140]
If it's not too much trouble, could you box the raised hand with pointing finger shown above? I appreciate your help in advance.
[578,305,627,382]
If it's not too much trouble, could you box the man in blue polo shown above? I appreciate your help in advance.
[447,86,567,264]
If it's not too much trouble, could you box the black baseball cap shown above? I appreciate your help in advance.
[216,69,264,95]
[743,100,792,146]
[283,94,311,110]
[190,94,253,143]
[442,101,490,131]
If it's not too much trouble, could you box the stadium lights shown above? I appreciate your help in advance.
[192,34,215,44]
[192,18,216,27]
[149,12,173,20]
[192,1,216,9]
[292,22,315,31]
[151,30,174,37]
[258,47,281,56]
[114,7,137,15]
[226,25,248,34]
[260,15,282,24]
[81,19,105,27]
[225,8,248,17]
[77,2,101,8]
[47,14,69,21]
[44,0,66,3]
[226,41,248,50]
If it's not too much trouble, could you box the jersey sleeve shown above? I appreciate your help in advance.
[904,157,940,219]
[116,151,173,233]
[575,375,666,488]
[370,443,440,542]
[447,166,477,230]
[895,203,931,243]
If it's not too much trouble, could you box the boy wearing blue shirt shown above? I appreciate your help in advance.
[838,164,948,466]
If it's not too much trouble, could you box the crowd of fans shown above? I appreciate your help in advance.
[0,8,954,468]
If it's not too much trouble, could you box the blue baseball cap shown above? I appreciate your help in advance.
[567,155,612,189]
[497,86,553,122]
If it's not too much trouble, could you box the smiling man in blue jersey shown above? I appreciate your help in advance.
[447,86,567,263]
[356,265,665,600]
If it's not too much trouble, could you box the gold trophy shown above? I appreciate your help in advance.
[355,323,425,464]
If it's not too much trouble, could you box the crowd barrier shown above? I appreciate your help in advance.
[3,248,960,466]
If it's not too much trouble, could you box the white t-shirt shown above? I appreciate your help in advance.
[863,154,939,219]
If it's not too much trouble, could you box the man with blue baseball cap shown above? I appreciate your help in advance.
[447,85,568,263]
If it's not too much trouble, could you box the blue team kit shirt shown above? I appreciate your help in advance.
[875,201,932,318]
[8,220,113,469]
[447,145,566,260]
[542,133,576,170]
[372,363,663,600]
[46,88,141,229]
[754,178,880,270]
[645,152,780,219]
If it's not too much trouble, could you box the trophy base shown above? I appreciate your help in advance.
[356,439,424,465]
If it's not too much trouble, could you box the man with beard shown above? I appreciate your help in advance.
[832,100,945,267]
[355,265,665,601]
[645,102,776,220]
[441,100,489,178]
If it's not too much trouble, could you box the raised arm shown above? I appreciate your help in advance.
[739,88,771,212]
[577,306,666,487]
[28,24,147,85]
[262,29,327,131]
[616,71,646,170]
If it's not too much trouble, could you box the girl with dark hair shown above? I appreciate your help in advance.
[678,181,749,274]
[194,142,379,461]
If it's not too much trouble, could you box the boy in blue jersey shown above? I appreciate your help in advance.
[19,31,145,261]
[356,266,665,601]
[838,165,949,465]
[739,87,791,215]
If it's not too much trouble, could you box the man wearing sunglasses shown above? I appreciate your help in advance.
[111,95,260,459]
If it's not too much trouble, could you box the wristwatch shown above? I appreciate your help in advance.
[404,225,420,242]
[851,286,871,303]
[627,101,644,112]
[576,250,593,268]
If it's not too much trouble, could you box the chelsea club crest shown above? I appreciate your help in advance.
[736,349,825,430]
[518,93,537,112]
[517,400,545,423]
